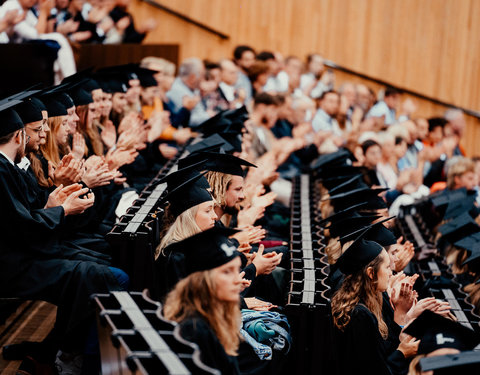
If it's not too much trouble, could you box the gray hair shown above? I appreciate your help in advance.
[178,57,204,78]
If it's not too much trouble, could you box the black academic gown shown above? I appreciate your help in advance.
[179,315,241,374]
[0,154,121,352]
[333,303,407,375]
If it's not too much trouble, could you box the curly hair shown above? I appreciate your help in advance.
[331,251,389,339]
[163,270,242,356]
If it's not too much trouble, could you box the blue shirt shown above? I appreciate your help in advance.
[166,78,210,128]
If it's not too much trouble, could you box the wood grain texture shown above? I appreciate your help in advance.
[129,0,480,153]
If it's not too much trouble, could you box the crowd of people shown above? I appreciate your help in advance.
[0,39,479,375]
[0,0,156,83]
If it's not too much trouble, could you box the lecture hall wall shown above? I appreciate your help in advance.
[130,0,480,155]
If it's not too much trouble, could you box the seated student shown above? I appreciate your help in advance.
[155,166,217,298]
[163,227,243,374]
[0,101,128,372]
[177,152,290,305]
[331,228,419,375]
[403,310,480,375]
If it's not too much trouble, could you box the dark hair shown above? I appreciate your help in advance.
[384,86,401,97]
[256,51,275,61]
[0,130,17,145]
[233,45,255,61]
[254,92,277,107]
[318,90,340,101]
[428,117,448,132]
[274,94,286,106]
[361,139,381,155]
[247,61,269,83]
[204,61,220,71]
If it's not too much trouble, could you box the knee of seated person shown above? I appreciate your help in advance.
[108,267,130,290]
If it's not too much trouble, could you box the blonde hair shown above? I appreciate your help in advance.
[141,56,176,76]
[446,157,475,190]
[407,354,426,375]
[206,171,233,208]
[40,116,66,168]
[331,251,389,339]
[325,238,342,265]
[163,270,241,356]
[155,205,202,259]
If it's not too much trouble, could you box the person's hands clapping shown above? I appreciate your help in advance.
[49,154,84,186]
[45,183,82,208]
[252,245,282,276]
[106,147,138,170]
[61,187,95,216]
[397,334,419,358]
[71,132,86,160]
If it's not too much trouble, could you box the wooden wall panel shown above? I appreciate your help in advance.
[129,0,480,153]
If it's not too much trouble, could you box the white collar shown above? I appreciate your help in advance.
[17,156,31,171]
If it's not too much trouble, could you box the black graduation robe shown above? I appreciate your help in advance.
[178,315,240,374]
[333,303,407,375]
[0,154,121,352]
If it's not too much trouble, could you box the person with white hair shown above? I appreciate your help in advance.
[166,57,211,128]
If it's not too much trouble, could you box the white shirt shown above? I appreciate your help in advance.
[17,156,31,171]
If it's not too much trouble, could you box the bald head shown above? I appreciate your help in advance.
[219,59,239,86]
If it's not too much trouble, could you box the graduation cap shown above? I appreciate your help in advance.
[336,225,385,275]
[178,152,256,177]
[327,174,367,196]
[197,111,232,136]
[404,310,479,355]
[339,216,396,248]
[93,68,130,94]
[317,165,366,182]
[438,212,480,244]
[13,97,45,124]
[328,214,382,239]
[310,148,355,171]
[219,131,242,153]
[164,226,240,275]
[41,84,75,110]
[454,232,480,251]
[443,189,477,220]
[0,100,24,137]
[186,134,234,154]
[325,187,388,211]
[38,95,67,117]
[430,189,468,210]
[66,84,93,106]
[159,165,213,217]
[419,351,480,374]
[223,106,249,121]
[317,201,370,227]
[137,67,158,88]
[319,173,365,191]
[97,63,140,82]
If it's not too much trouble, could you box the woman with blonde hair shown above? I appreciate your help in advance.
[155,167,218,297]
[163,226,242,374]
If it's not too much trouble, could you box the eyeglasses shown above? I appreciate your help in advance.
[22,130,31,143]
